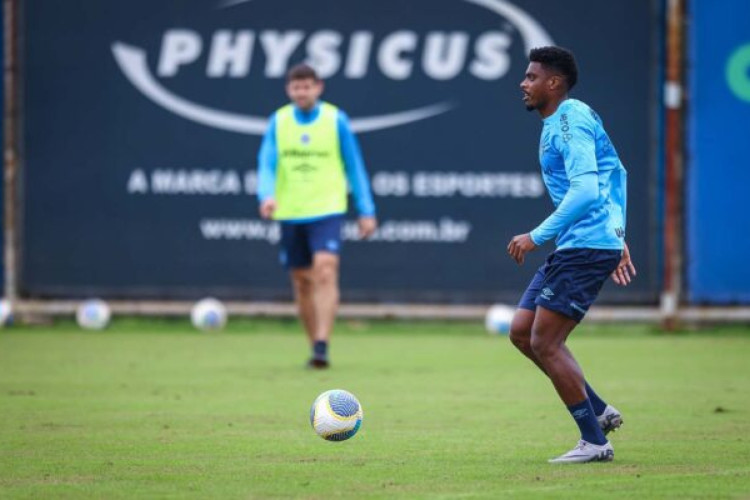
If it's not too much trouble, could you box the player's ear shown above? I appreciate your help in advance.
[548,75,561,91]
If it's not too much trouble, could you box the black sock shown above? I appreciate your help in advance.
[585,381,608,416]
[567,398,607,445]
[313,341,328,358]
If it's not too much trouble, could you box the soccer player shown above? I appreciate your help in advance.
[257,63,377,369]
[507,46,636,463]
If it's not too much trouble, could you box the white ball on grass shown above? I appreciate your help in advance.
[76,299,111,330]
[485,304,515,335]
[310,389,363,441]
[0,299,13,327]
[190,298,227,331]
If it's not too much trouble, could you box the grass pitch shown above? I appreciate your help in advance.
[1,319,749,499]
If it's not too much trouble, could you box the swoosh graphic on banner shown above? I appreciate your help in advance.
[462,0,553,51]
[218,0,555,52]
[114,0,551,134]
[218,0,254,8]
[112,43,454,135]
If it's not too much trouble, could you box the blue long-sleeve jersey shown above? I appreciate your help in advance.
[530,99,627,250]
[257,102,376,220]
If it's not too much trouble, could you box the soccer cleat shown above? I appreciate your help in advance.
[548,440,614,464]
[306,356,330,370]
[598,404,624,435]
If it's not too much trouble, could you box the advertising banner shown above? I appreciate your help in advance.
[688,0,750,303]
[22,0,657,302]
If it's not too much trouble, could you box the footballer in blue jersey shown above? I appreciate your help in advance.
[506,47,637,464]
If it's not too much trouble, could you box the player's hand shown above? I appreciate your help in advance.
[358,216,377,239]
[259,199,277,219]
[507,233,537,265]
[611,242,637,285]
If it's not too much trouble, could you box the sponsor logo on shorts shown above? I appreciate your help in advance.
[540,287,554,300]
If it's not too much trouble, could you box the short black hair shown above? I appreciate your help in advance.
[529,46,578,91]
[286,63,319,83]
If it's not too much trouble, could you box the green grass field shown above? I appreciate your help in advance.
[1,319,749,499]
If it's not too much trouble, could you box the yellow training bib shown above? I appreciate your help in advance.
[273,102,347,220]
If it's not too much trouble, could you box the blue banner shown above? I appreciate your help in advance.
[22,0,658,303]
[1,4,3,294]
[688,0,750,303]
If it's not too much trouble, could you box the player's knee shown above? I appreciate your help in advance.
[529,333,555,360]
[508,328,528,350]
[314,259,339,286]
[291,272,314,294]
[508,314,532,349]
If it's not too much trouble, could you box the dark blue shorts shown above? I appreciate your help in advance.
[518,248,621,322]
[279,215,344,269]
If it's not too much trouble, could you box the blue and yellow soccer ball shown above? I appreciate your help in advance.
[310,389,363,442]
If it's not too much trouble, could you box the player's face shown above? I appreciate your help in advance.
[520,62,551,112]
[286,78,323,111]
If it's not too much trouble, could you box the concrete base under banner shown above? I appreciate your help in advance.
[8,300,750,324]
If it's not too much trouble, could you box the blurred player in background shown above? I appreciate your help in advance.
[506,46,637,463]
[257,64,377,369]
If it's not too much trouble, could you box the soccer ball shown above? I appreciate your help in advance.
[0,299,13,327]
[76,299,111,330]
[190,298,227,331]
[484,304,515,335]
[310,389,363,442]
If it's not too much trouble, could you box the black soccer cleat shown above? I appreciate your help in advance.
[306,357,330,370]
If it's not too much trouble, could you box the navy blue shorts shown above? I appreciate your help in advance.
[279,215,344,269]
[518,248,621,322]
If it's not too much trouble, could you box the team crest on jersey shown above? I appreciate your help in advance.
[301,133,310,144]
